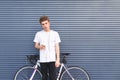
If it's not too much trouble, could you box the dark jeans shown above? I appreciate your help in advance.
[40,62,56,80]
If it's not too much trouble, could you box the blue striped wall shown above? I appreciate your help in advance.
[0,0,120,80]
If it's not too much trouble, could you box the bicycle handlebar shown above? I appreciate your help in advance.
[27,55,39,65]
[26,53,70,64]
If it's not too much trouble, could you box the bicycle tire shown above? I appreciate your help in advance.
[14,66,42,80]
[60,66,90,80]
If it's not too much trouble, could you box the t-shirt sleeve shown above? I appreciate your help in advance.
[55,32,61,43]
[33,32,39,43]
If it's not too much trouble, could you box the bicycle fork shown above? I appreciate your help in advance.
[57,63,74,80]
[57,64,63,80]
[29,62,39,80]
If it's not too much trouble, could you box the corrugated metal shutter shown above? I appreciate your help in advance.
[0,0,120,80]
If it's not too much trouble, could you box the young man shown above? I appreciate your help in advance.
[33,16,61,80]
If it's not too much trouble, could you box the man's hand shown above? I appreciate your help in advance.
[55,60,60,67]
[40,45,46,50]
[35,43,45,50]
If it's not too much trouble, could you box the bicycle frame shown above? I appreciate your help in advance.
[29,60,74,80]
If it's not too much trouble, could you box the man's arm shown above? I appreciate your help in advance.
[55,43,60,67]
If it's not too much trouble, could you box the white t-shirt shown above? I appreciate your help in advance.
[33,30,61,63]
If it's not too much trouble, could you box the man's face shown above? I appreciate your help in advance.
[41,20,50,31]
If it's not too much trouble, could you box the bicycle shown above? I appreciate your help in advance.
[14,53,90,80]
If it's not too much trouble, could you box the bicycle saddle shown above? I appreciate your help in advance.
[61,53,70,64]
[61,53,70,56]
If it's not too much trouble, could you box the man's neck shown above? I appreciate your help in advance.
[44,29,51,32]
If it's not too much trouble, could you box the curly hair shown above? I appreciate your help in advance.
[39,16,50,24]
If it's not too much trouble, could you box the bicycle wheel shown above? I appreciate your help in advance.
[14,66,42,80]
[60,66,90,80]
